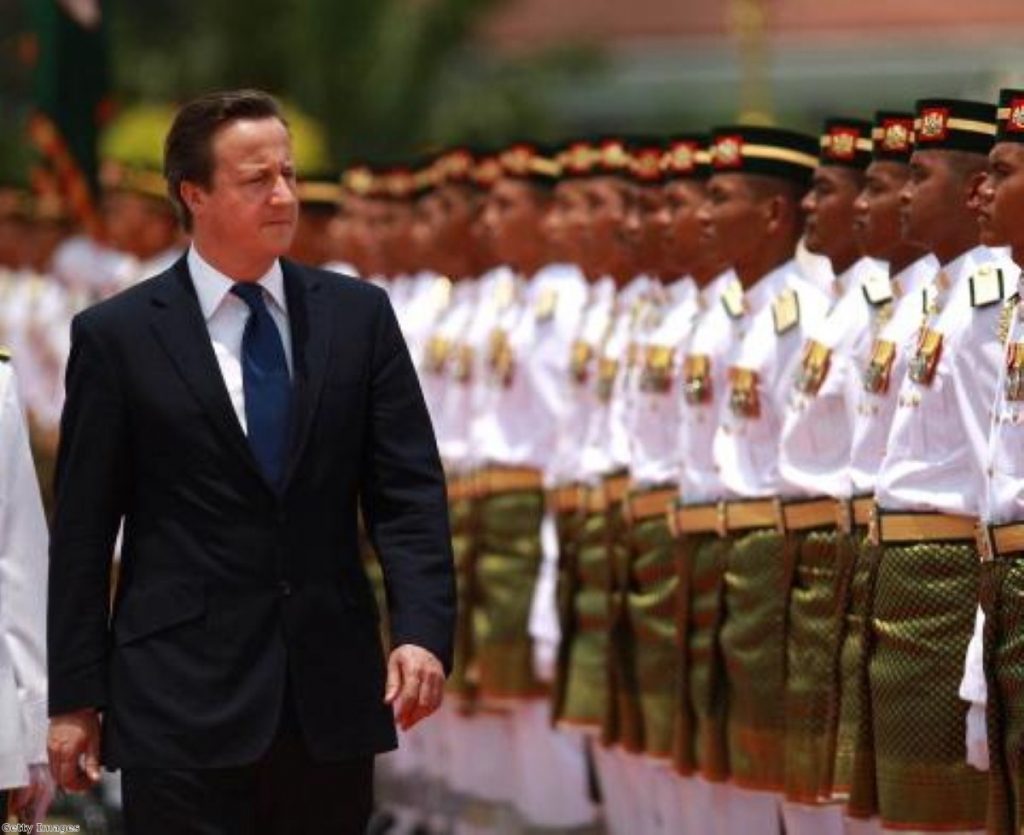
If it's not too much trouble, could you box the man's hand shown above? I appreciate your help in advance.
[384,644,445,731]
[47,709,102,792]
[10,764,55,825]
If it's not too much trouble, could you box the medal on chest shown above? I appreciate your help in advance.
[862,339,896,394]
[639,344,674,394]
[908,327,943,386]
[487,328,515,387]
[597,356,619,403]
[728,366,760,418]
[683,354,712,405]
[794,339,831,396]
[570,340,593,385]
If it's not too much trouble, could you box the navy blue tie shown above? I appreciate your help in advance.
[231,282,292,487]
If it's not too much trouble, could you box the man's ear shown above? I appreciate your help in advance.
[964,168,989,213]
[762,192,786,236]
[179,180,206,222]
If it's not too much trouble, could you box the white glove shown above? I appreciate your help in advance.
[965,702,989,771]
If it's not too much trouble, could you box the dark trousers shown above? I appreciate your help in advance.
[122,686,374,835]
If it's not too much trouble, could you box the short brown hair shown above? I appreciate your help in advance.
[164,89,287,231]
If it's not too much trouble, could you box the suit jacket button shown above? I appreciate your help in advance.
[279,580,292,596]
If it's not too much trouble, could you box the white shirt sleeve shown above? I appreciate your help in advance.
[0,367,49,764]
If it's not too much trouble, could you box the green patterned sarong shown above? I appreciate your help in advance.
[981,558,1024,835]
[720,527,788,791]
[473,488,545,700]
[674,532,731,782]
[552,500,585,724]
[560,505,613,730]
[784,527,842,804]
[869,540,986,830]
[606,496,642,751]
[447,493,478,699]
[627,511,680,759]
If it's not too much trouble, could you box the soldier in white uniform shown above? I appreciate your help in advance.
[775,117,881,835]
[868,98,1008,834]
[705,124,827,835]
[960,88,1024,835]
[838,111,935,835]
[0,355,53,825]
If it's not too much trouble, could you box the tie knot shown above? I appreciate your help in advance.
[231,282,267,312]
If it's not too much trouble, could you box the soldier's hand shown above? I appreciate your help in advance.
[47,708,102,792]
[384,644,445,731]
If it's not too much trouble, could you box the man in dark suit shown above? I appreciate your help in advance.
[45,89,455,835]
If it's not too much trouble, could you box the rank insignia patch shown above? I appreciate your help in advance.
[772,288,800,335]
[970,265,1005,308]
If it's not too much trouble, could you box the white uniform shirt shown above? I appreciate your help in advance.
[627,276,699,488]
[876,245,1012,515]
[577,275,656,483]
[187,246,293,434]
[394,270,450,370]
[0,362,49,787]
[847,254,939,496]
[470,263,588,481]
[714,259,831,499]
[778,256,890,500]
[549,277,617,487]
[419,279,477,428]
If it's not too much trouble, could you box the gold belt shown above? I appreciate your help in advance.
[869,507,977,545]
[624,487,677,525]
[977,521,1024,561]
[475,466,543,497]
[585,472,631,513]
[547,484,584,514]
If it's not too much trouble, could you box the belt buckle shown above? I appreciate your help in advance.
[715,501,729,538]
[867,504,880,547]
[836,499,853,536]
[773,497,787,535]
[976,521,995,563]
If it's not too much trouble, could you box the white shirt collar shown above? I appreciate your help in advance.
[187,245,287,322]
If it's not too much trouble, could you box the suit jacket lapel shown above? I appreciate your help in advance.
[149,257,268,488]
[281,260,333,491]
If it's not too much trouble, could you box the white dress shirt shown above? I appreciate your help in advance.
[714,259,831,500]
[876,245,1011,515]
[187,246,293,434]
[778,256,890,500]
[0,363,49,787]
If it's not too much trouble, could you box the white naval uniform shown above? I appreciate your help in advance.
[714,257,831,835]
[0,361,49,789]
[470,262,595,829]
[875,244,1011,835]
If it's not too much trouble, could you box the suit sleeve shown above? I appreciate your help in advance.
[0,368,49,762]
[360,291,456,673]
[47,314,130,715]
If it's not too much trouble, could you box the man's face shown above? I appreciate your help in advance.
[899,150,963,250]
[661,179,708,273]
[482,179,545,267]
[853,161,910,260]
[623,183,665,275]
[184,118,298,263]
[979,143,1024,257]
[543,181,588,265]
[582,176,633,271]
[698,173,767,271]
[102,191,151,256]
[431,185,477,256]
[801,166,861,260]
[328,194,371,267]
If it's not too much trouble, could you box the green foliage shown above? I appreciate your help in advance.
[106,0,608,164]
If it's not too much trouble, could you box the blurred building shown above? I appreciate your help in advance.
[476,0,1024,129]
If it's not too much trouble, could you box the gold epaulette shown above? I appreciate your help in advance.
[0,347,10,363]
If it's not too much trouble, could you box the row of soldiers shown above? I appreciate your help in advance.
[333,90,1024,835]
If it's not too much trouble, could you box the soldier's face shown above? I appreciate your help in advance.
[662,179,707,271]
[583,177,633,267]
[699,173,766,271]
[980,143,1024,261]
[183,118,298,264]
[801,166,861,261]
[854,162,912,260]
[543,182,588,265]
[623,183,665,273]
[482,179,546,267]
[900,150,971,251]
